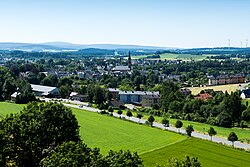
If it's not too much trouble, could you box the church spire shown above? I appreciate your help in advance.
[128,51,132,70]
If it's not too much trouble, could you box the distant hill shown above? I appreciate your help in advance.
[0,42,169,52]
[0,42,68,52]
[41,42,169,50]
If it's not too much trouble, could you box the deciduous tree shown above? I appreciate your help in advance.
[175,120,183,133]
[228,132,238,148]
[207,127,217,141]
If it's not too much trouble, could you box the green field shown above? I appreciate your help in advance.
[0,102,25,119]
[132,53,209,61]
[141,138,250,167]
[1,102,250,166]
[71,108,186,154]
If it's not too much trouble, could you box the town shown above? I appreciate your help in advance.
[1,0,250,166]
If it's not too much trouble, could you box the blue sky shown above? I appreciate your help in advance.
[0,0,249,48]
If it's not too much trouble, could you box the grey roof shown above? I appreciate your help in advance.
[108,88,120,92]
[142,95,160,99]
[242,89,250,96]
[119,91,160,96]
[31,84,57,93]
[209,74,245,80]
[112,66,130,71]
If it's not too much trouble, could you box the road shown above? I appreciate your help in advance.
[42,98,250,150]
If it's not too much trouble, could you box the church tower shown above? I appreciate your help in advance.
[128,51,132,70]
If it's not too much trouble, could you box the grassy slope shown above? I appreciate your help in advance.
[71,108,186,154]
[1,102,249,143]
[0,102,250,166]
[141,138,250,167]
[0,102,25,119]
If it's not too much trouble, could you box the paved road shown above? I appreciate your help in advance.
[42,98,250,150]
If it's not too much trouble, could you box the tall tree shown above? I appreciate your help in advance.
[2,79,16,100]
[0,102,80,166]
[160,81,180,112]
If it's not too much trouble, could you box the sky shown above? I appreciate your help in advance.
[0,0,250,48]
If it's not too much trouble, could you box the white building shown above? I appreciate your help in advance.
[31,84,59,97]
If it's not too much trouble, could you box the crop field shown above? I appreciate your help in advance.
[187,83,243,95]
[141,138,250,167]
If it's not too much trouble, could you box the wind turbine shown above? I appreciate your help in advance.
[228,39,231,49]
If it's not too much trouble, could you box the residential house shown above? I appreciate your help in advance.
[180,88,191,97]
[141,94,161,107]
[208,74,245,85]
[107,88,120,99]
[70,92,88,102]
[108,100,125,109]
[240,89,250,99]
[11,92,20,101]
[194,93,213,100]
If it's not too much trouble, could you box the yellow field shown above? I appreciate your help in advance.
[187,83,244,95]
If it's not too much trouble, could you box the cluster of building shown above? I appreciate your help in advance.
[208,74,245,85]
[108,88,160,107]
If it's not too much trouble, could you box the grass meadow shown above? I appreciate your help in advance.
[0,102,249,166]
[141,138,250,167]
[132,53,209,61]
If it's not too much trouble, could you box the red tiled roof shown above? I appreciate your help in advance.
[194,93,213,100]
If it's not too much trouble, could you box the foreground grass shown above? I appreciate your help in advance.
[141,138,250,167]
[0,102,250,166]
[71,108,186,154]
